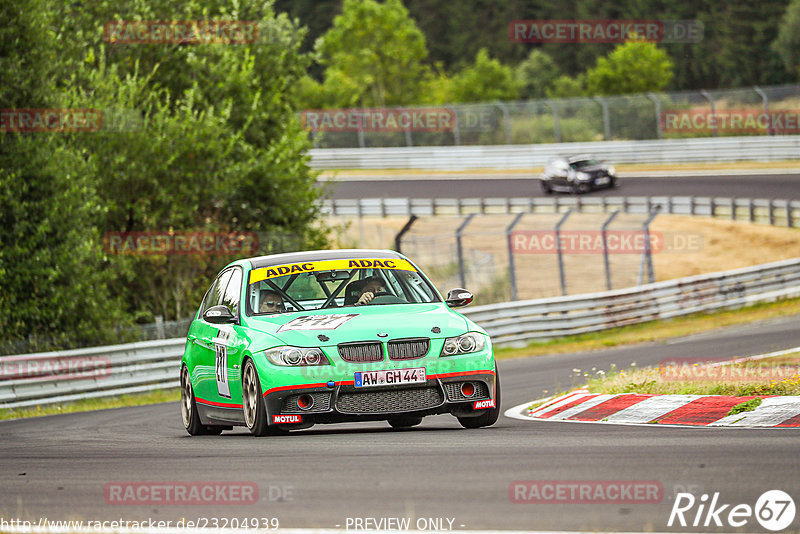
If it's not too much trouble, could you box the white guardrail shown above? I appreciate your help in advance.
[309,136,800,170]
[322,195,800,227]
[2,258,800,409]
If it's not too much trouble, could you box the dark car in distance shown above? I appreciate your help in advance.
[540,155,617,194]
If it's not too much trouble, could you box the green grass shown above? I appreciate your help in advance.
[0,389,179,421]
[728,398,763,416]
[494,297,800,360]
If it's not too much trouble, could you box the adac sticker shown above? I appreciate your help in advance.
[273,414,301,424]
[474,399,495,410]
[276,314,359,332]
[249,258,416,284]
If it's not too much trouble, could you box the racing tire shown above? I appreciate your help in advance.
[388,416,423,429]
[457,370,501,429]
[571,182,588,195]
[540,180,553,194]
[242,359,278,437]
[181,365,223,436]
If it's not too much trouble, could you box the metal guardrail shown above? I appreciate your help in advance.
[2,259,799,409]
[309,136,800,170]
[466,257,800,346]
[321,195,800,227]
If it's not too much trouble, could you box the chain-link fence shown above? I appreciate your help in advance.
[305,84,800,148]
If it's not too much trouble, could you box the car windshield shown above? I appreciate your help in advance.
[246,259,440,315]
[570,158,601,169]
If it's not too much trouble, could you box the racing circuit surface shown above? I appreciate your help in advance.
[2,314,799,532]
[324,171,800,200]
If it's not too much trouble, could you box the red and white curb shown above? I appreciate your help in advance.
[506,390,800,428]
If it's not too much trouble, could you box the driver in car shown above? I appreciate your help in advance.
[259,289,285,314]
[356,277,386,305]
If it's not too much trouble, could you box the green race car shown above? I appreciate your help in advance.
[180,249,500,436]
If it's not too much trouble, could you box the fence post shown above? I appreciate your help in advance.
[405,121,413,146]
[494,102,512,144]
[638,206,661,285]
[456,214,476,288]
[647,92,663,139]
[555,209,573,296]
[546,100,562,143]
[769,199,775,226]
[749,199,755,222]
[394,215,418,253]
[700,90,718,137]
[593,96,611,140]
[602,210,620,291]
[506,212,526,301]
[788,201,794,228]
[356,109,366,148]
[731,198,737,221]
[448,105,461,146]
[754,86,771,135]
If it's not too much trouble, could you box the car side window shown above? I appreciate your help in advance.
[220,268,242,316]
[201,269,233,316]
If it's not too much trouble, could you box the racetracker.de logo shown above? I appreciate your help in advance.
[104,482,258,505]
[103,231,258,256]
[104,20,259,44]
[659,357,800,382]
[510,230,703,254]
[0,356,111,382]
[509,19,702,43]
[511,480,663,504]
[1,109,102,132]
[661,109,800,134]
[300,108,456,133]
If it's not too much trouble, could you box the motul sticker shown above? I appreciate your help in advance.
[273,414,301,424]
[474,399,495,409]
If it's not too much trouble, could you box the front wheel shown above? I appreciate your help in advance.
[181,365,223,436]
[242,359,287,437]
[540,180,553,194]
[457,370,501,429]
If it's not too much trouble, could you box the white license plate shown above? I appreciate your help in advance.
[596,176,610,185]
[354,367,426,388]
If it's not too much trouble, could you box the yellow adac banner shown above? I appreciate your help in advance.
[249,258,416,284]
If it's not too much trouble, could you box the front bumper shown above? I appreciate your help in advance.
[263,370,496,426]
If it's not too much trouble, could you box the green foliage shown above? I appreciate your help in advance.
[586,40,674,96]
[516,50,562,100]
[546,75,586,99]
[772,0,800,80]
[315,0,430,107]
[1,0,329,350]
[449,49,520,103]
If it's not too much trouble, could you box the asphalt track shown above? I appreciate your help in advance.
[2,314,799,532]
[324,172,800,200]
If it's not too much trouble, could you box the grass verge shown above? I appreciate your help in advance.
[582,353,800,396]
[0,389,179,421]
[494,297,800,360]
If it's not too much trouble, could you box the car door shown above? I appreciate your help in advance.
[214,267,246,406]
[191,268,233,402]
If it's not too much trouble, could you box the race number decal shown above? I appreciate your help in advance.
[214,329,232,399]
[277,314,359,332]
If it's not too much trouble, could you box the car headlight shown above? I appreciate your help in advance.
[440,333,486,356]
[576,171,591,181]
[264,346,330,366]
[607,166,616,176]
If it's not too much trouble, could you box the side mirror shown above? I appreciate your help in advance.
[203,305,237,324]
[445,288,473,308]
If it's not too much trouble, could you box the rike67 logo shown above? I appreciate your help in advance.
[669,490,795,531]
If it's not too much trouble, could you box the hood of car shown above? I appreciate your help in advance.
[245,303,470,349]
[573,164,607,174]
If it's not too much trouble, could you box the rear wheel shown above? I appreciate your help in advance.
[388,416,423,429]
[457,370,501,429]
[181,365,223,436]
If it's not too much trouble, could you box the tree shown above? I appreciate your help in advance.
[772,0,800,80]
[516,49,561,99]
[315,0,430,107]
[449,48,520,103]
[585,40,673,96]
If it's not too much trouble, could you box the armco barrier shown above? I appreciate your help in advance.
[309,136,800,170]
[2,258,799,409]
[321,195,800,228]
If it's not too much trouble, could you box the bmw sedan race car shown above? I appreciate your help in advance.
[180,249,500,436]
[540,154,617,194]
